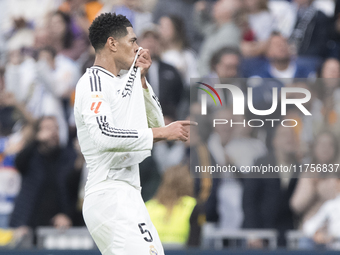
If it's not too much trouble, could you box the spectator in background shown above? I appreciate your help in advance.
[0,89,34,229]
[328,0,340,58]
[5,46,73,147]
[4,45,69,148]
[113,0,153,37]
[0,92,35,161]
[234,8,256,45]
[242,125,298,247]
[303,178,340,249]
[146,165,196,245]
[34,26,51,50]
[209,47,242,80]
[194,0,241,76]
[241,0,277,57]
[138,29,184,119]
[5,45,36,105]
[225,114,267,171]
[205,108,245,232]
[291,131,339,249]
[152,0,201,51]
[58,0,105,70]
[1,0,57,38]
[284,80,323,158]
[208,108,235,168]
[314,58,340,138]
[289,0,331,59]
[9,116,80,231]
[36,46,80,123]
[47,10,88,61]
[267,0,296,38]
[244,32,315,84]
[158,15,199,86]
[202,47,245,107]
[185,103,217,246]
[0,69,35,142]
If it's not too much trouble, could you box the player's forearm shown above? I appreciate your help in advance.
[141,75,148,89]
[144,102,164,128]
[143,79,165,128]
[86,119,153,152]
[97,131,153,152]
[152,127,166,142]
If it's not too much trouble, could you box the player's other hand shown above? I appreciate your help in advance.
[153,120,198,142]
[135,49,152,78]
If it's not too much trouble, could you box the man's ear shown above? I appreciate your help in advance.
[107,37,118,52]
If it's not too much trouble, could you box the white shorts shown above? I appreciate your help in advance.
[83,181,164,255]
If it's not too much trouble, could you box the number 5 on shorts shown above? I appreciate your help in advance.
[138,223,153,242]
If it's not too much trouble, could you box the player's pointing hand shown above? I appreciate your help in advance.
[152,120,198,142]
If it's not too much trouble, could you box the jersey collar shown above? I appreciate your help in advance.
[91,65,116,78]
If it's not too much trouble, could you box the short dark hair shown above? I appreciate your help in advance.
[210,47,241,71]
[89,13,132,51]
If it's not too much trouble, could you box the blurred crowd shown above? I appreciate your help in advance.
[1,0,340,250]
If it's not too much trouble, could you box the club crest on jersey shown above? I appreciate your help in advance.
[122,66,137,98]
[149,245,158,255]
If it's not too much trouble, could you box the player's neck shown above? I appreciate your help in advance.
[93,53,120,76]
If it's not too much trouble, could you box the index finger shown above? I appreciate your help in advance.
[178,120,198,126]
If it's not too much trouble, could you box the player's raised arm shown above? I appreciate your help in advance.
[135,48,165,128]
[135,48,152,89]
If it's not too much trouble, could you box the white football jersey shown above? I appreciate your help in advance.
[74,52,164,196]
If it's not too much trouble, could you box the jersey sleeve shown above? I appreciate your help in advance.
[78,80,154,153]
[143,78,165,128]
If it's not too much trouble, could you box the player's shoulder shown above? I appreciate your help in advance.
[90,66,116,80]
[76,66,116,93]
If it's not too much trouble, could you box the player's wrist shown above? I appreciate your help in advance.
[152,127,167,141]
[141,75,148,89]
